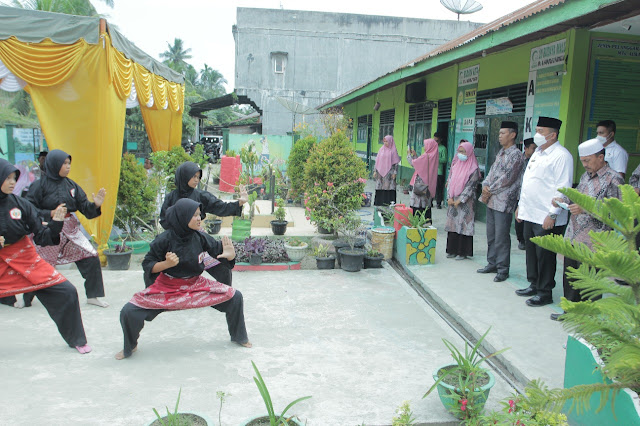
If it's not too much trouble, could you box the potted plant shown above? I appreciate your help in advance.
[364,249,384,269]
[302,131,367,237]
[270,198,288,236]
[148,388,214,426]
[524,185,640,424]
[394,208,438,265]
[244,237,266,266]
[284,237,308,262]
[104,238,133,271]
[205,213,222,235]
[332,212,367,272]
[241,361,311,426]
[313,244,335,270]
[423,328,508,421]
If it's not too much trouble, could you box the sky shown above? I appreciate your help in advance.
[94,0,536,91]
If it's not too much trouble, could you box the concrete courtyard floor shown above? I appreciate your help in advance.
[0,179,571,425]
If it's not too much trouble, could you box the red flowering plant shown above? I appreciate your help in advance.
[423,328,509,421]
[302,131,367,231]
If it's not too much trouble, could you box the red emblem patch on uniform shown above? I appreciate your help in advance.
[198,252,206,263]
[70,188,76,197]
[9,208,22,220]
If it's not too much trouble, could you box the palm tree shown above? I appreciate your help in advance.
[160,38,192,74]
[199,64,227,96]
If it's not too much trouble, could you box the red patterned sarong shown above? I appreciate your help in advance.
[36,214,97,265]
[130,273,235,310]
[0,237,67,297]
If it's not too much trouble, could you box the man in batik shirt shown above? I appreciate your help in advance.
[477,121,525,282]
[550,138,623,321]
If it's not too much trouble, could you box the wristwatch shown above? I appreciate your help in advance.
[549,214,558,220]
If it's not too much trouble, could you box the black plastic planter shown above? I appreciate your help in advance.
[315,255,335,270]
[208,219,222,235]
[270,220,288,235]
[338,248,365,272]
[105,250,132,270]
[364,254,384,269]
[249,253,262,265]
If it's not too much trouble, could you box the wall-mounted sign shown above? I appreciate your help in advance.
[458,65,480,86]
[486,97,513,115]
[530,39,566,71]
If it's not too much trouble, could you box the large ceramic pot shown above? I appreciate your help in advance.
[564,335,640,425]
[270,220,288,236]
[284,242,308,262]
[338,247,365,272]
[432,363,495,419]
[104,250,132,270]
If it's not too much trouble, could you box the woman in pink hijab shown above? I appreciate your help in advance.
[373,135,402,206]
[445,140,481,260]
[407,138,439,219]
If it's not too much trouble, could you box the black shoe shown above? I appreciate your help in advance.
[526,295,553,307]
[515,286,536,297]
[494,273,509,282]
[550,312,565,321]
[518,241,526,250]
[477,265,497,274]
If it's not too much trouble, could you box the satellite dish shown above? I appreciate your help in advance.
[276,97,317,115]
[440,0,483,21]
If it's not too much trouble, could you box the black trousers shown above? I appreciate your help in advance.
[486,208,513,274]
[119,290,248,358]
[563,257,602,303]
[515,216,524,243]
[435,174,445,207]
[35,281,87,347]
[446,232,473,257]
[76,256,105,298]
[206,261,233,287]
[523,221,566,298]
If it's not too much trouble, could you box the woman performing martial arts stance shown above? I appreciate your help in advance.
[0,159,91,354]
[158,161,248,287]
[26,149,108,308]
[116,198,251,360]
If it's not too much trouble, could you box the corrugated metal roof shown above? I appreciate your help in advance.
[320,0,570,108]
[407,0,567,65]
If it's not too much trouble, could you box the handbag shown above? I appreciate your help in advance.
[411,155,430,196]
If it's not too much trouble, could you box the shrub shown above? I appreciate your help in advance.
[115,153,158,239]
[303,131,367,229]
[149,145,192,194]
[274,198,286,222]
[287,135,316,202]
[232,239,288,263]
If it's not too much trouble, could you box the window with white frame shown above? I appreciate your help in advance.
[271,52,287,74]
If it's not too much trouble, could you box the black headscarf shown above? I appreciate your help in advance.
[165,198,202,239]
[174,162,202,197]
[0,158,19,200]
[44,149,71,181]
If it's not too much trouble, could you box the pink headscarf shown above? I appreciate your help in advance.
[447,141,479,198]
[375,135,401,177]
[410,138,439,195]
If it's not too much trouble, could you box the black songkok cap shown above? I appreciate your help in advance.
[523,137,535,147]
[39,151,48,157]
[537,116,562,130]
[500,121,518,131]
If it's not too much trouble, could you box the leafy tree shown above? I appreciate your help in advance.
[3,0,113,15]
[286,135,316,201]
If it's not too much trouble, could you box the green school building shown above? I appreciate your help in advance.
[321,0,640,214]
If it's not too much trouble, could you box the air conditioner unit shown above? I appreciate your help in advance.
[405,81,427,103]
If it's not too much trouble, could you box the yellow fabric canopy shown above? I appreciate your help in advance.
[0,33,184,259]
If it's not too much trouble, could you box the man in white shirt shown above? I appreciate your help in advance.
[515,116,574,307]
[597,120,628,180]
